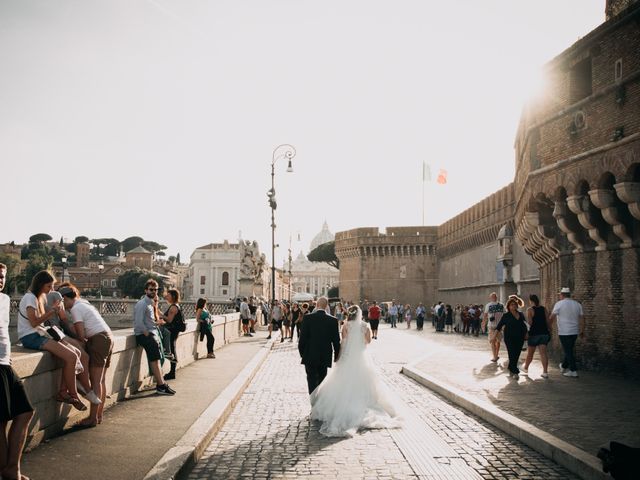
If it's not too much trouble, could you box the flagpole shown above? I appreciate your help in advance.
[422,174,425,226]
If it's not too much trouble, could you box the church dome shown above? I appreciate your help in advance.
[309,221,334,251]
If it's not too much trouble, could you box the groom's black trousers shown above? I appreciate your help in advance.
[305,364,328,394]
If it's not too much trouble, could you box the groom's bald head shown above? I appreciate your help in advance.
[316,296,328,309]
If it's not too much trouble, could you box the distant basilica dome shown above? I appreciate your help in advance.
[309,221,334,251]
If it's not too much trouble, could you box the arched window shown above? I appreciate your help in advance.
[222,271,229,286]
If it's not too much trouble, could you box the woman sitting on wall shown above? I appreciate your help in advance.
[17,271,93,411]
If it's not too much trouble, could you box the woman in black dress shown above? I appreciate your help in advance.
[523,294,551,378]
[495,296,528,376]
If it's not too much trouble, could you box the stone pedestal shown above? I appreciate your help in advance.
[238,278,258,298]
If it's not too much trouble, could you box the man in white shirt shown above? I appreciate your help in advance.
[550,287,585,378]
[0,263,34,480]
[482,293,505,362]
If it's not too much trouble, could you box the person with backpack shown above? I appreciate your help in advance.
[159,289,186,380]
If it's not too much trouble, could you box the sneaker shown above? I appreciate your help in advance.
[84,390,102,405]
[521,368,528,375]
[156,384,176,395]
[563,370,578,378]
[280,337,284,343]
[541,373,549,379]
[267,335,271,340]
[207,353,216,358]
[163,372,175,380]
[558,362,566,373]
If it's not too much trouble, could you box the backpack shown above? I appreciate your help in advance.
[171,304,187,333]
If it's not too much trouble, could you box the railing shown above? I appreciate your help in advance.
[9,297,235,319]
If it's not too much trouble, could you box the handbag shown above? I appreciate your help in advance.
[45,325,66,341]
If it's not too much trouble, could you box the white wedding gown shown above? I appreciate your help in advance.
[310,312,399,437]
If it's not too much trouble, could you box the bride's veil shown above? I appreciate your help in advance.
[340,306,367,360]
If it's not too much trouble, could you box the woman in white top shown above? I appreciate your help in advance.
[18,271,88,411]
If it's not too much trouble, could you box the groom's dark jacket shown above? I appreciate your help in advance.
[298,309,341,368]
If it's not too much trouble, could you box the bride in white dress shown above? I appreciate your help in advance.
[310,305,399,437]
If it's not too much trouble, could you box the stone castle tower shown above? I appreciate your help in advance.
[335,226,438,306]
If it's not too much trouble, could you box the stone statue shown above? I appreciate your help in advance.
[239,240,265,283]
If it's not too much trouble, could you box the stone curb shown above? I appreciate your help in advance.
[401,364,608,480]
[143,339,274,480]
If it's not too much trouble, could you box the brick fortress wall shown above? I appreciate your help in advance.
[514,4,640,376]
[335,227,438,307]
[437,184,540,306]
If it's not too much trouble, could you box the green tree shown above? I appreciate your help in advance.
[0,255,25,295]
[21,251,53,290]
[121,236,144,253]
[29,233,52,244]
[142,241,167,253]
[102,238,121,257]
[176,253,181,264]
[168,255,176,264]
[307,241,339,269]
[116,269,165,299]
[74,236,89,244]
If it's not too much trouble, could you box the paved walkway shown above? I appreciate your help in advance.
[402,325,640,456]
[185,328,578,480]
[20,335,267,480]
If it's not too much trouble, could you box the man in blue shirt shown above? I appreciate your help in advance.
[134,279,175,395]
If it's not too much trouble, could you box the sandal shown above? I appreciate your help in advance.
[69,396,87,411]
[55,391,73,404]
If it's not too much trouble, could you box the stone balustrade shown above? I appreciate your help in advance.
[10,313,242,449]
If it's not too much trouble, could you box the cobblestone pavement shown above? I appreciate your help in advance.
[184,328,578,480]
[401,323,640,455]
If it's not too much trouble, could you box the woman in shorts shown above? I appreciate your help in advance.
[522,294,551,378]
[18,271,88,411]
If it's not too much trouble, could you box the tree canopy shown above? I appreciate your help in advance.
[74,236,89,244]
[116,268,165,299]
[307,241,339,269]
[121,236,144,253]
[29,233,52,244]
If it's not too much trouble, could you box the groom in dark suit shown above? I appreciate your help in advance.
[298,296,341,394]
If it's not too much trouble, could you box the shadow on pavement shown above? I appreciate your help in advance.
[179,418,344,479]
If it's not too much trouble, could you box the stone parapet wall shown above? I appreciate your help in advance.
[438,184,515,259]
[12,313,242,449]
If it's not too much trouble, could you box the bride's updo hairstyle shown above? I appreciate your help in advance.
[347,305,359,321]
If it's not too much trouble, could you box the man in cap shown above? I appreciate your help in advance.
[550,287,585,378]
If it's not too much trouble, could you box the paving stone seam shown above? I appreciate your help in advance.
[143,340,274,480]
[401,363,608,480]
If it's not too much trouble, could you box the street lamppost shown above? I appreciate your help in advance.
[61,256,67,283]
[98,261,104,298]
[267,144,296,305]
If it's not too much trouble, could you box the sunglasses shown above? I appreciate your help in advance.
[147,288,158,292]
